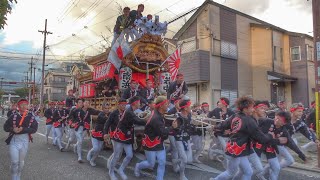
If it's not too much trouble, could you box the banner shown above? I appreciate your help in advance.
[159,72,171,94]
[119,67,132,90]
[93,62,116,81]
[131,73,154,88]
[79,83,96,98]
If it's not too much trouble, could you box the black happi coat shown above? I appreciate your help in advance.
[292,119,317,142]
[70,108,100,131]
[208,108,235,137]
[92,112,109,141]
[44,108,55,125]
[7,109,17,119]
[143,110,171,151]
[113,106,146,144]
[104,109,123,139]
[52,108,69,128]
[274,124,306,161]
[167,81,188,103]
[4,111,38,144]
[253,118,279,159]
[171,113,195,142]
[65,95,76,108]
[215,112,278,157]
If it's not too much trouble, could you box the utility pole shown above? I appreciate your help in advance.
[24,72,29,88]
[28,57,34,103]
[38,19,52,108]
[312,0,320,168]
[0,77,4,89]
[33,66,36,102]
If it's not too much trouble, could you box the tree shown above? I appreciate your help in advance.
[0,0,17,29]
[14,87,28,99]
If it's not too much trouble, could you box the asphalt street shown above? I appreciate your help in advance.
[0,115,320,180]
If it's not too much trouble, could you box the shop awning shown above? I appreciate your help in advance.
[267,71,297,82]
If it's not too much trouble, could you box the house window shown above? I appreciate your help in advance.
[212,39,221,56]
[178,37,196,54]
[273,46,277,61]
[290,46,301,61]
[280,48,283,62]
[306,44,314,61]
[221,41,237,59]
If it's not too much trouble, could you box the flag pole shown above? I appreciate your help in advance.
[146,62,149,79]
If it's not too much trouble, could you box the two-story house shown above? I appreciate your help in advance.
[173,0,315,107]
[44,68,71,101]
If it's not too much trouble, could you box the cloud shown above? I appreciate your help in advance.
[224,0,271,14]
[284,0,312,13]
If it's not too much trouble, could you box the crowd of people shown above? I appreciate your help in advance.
[3,71,320,180]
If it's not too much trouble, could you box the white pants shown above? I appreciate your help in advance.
[75,126,84,160]
[109,141,133,175]
[214,156,253,180]
[9,134,29,180]
[191,135,203,161]
[45,124,56,143]
[87,138,104,163]
[233,152,263,180]
[67,128,76,146]
[301,141,317,152]
[54,127,63,150]
[176,140,192,180]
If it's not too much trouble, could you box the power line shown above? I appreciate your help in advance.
[59,0,81,23]
[57,0,77,21]
[73,0,104,23]
[0,50,83,57]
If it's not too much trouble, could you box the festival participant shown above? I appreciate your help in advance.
[278,101,287,112]
[109,96,146,180]
[87,102,110,167]
[190,102,210,163]
[121,80,141,101]
[233,100,274,180]
[44,102,56,144]
[66,89,76,109]
[171,99,195,180]
[104,98,127,170]
[167,73,188,109]
[111,7,132,45]
[69,98,100,163]
[52,101,69,152]
[167,99,181,115]
[65,102,81,150]
[7,103,18,118]
[4,99,38,180]
[134,96,171,180]
[140,79,155,104]
[261,111,307,176]
[211,96,286,180]
[129,4,144,40]
[199,102,210,115]
[207,98,235,163]
[290,103,320,151]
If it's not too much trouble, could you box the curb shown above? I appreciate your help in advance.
[288,164,320,173]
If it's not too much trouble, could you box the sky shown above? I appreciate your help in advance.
[0,0,314,84]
